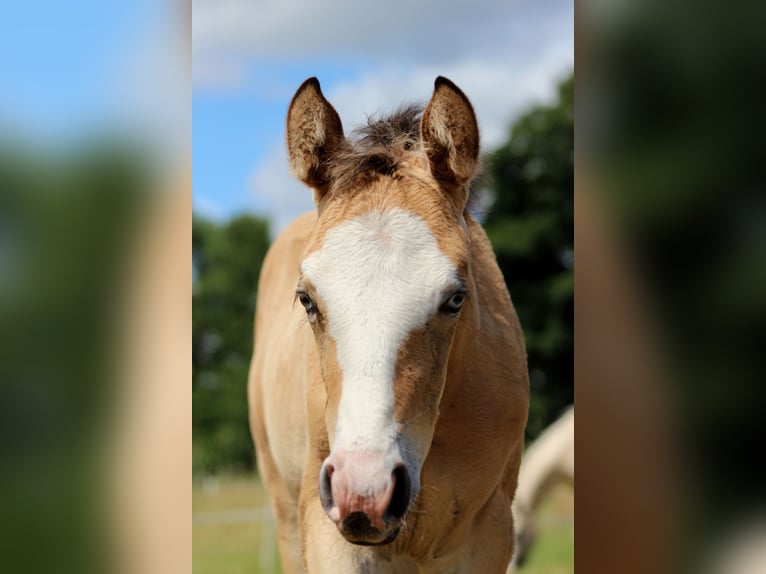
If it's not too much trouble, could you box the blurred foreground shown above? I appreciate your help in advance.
[579,0,766,572]
[1,1,190,572]
[0,147,191,574]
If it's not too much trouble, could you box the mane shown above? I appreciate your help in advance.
[327,103,482,212]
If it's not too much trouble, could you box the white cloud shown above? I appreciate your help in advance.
[193,57,246,93]
[250,143,315,237]
[192,0,573,91]
[193,0,539,66]
[193,192,228,221]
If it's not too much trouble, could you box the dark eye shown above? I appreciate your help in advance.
[296,290,317,315]
[440,291,467,314]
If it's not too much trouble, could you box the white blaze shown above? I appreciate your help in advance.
[301,208,458,452]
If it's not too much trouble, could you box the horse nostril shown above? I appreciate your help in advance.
[319,462,335,513]
[386,464,411,521]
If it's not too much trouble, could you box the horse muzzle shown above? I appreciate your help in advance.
[319,449,413,545]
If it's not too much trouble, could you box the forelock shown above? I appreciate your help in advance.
[326,104,423,192]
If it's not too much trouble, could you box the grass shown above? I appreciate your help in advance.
[193,474,573,573]
[193,474,281,574]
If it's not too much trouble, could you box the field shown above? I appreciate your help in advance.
[193,474,573,574]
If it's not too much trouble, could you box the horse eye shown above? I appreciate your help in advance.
[297,291,316,314]
[440,291,466,314]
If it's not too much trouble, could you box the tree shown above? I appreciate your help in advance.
[192,214,270,475]
[482,73,574,442]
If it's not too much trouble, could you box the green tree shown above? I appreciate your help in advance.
[482,73,574,441]
[192,214,270,475]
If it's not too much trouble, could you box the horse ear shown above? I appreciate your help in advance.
[286,77,346,201]
[421,77,480,193]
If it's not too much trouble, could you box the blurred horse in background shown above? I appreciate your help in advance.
[508,407,574,571]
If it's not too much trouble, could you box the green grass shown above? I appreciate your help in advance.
[193,474,573,573]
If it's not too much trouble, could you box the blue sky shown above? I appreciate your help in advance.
[1,1,148,136]
[0,0,185,154]
[192,0,574,234]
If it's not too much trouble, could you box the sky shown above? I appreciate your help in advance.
[0,0,187,157]
[192,0,574,235]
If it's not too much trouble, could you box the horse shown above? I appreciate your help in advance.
[248,76,529,573]
[508,406,574,571]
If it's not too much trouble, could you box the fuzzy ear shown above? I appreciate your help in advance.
[286,77,346,199]
[420,77,480,191]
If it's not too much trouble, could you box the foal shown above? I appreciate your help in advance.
[249,76,529,573]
